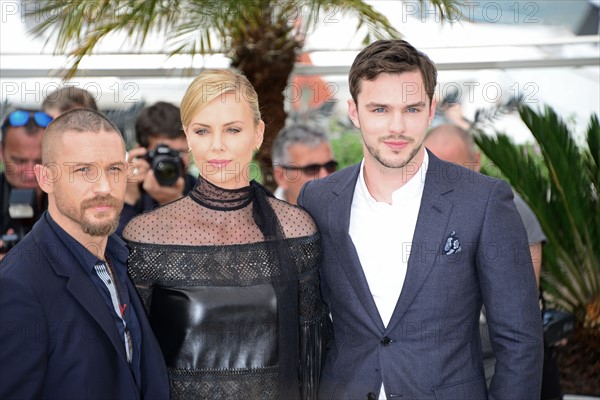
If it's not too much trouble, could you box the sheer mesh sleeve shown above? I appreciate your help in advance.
[268,197,318,239]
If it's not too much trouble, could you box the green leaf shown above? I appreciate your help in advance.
[475,105,600,324]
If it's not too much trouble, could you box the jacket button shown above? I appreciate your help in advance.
[381,336,392,346]
[367,392,377,400]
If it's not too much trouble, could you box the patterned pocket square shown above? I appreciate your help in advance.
[444,231,461,255]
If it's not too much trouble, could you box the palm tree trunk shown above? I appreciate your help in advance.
[230,22,300,191]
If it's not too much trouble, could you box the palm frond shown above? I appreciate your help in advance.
[472,95,523,129]
[585,114,600,198]
[26,0,462,188]
[474,105,600,324]
[26,0,420,77]
[28,0,193,78]
[520,107,594,256]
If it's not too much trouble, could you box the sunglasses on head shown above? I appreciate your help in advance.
[3,110,53,129]
[281,160,338,176]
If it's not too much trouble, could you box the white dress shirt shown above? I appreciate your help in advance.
[349,151,429,400]
[273,186,286,201]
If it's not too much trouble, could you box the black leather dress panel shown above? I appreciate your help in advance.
[150,284,278,370]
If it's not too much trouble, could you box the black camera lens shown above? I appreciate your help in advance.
[154,158,181,186]
[145,144,184,186]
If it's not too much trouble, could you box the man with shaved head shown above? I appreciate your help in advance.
[0,109,168,399]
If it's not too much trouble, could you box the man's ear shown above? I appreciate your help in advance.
[348,99,361,129]
[34,164,55,194]
[273,166,288,190]
[428,98,438,127]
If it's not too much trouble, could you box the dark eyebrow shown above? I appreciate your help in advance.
[405,101,426,109]
[67,161,125,168]
[363,101,426,110]
[364,102,389,109]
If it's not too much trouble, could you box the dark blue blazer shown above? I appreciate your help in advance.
[298,151,544,400]
[0,214,169,399]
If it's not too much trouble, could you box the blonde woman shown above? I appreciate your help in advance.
[124,69,328,400]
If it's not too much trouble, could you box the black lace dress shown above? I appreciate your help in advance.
[123,177,327,400]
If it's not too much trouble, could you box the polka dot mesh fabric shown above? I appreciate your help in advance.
[123,177,326,400]
[124,177,317,246]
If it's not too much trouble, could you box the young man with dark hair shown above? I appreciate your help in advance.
[298,39,543,399]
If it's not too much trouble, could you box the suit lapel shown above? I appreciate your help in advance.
[329,165,385,332]
[32,219,129,364]
[386,152,454,332]
[65,272,129,363]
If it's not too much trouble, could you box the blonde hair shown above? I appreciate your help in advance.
[180,69,261,129]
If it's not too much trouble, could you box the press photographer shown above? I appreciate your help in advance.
[1,110,50,258]
[118,102,197,236]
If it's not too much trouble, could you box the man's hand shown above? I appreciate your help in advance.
[124,147,150,206]
[124,146,185,206]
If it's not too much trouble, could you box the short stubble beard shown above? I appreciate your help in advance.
[56,194,122,237]
[365,136,423,169]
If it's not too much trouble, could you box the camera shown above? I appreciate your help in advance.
[0,233,20,254]
[145,144,184,186]
[543,308,575,345]
[1,188,36,254]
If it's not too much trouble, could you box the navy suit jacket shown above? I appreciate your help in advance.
[298,151,543,400]
[0,214,169,399]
